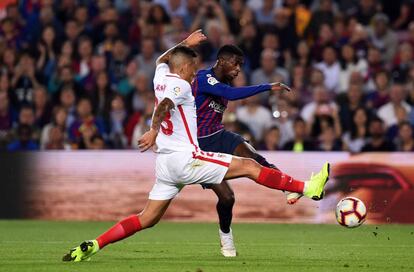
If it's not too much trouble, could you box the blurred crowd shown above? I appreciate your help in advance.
[1,0,414,152]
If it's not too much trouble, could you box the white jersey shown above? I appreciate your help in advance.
[153,63,199,153]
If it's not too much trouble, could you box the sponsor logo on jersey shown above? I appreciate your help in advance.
[208,100,226,113]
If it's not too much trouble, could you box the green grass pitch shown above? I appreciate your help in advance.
[0,221,413,272]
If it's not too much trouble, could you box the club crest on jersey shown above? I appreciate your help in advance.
[173,87,181,96]
[207,76,219,86]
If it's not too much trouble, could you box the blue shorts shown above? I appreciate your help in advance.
[198,130,245,155]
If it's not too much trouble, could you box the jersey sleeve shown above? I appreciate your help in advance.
[154,63,170,79]
[163,79,190,107]
[197,74,272,101]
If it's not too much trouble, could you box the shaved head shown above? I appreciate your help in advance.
[168,46,198,82]
[169,46,197,71]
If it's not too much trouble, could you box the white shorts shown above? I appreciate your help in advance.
[149,149,233,200]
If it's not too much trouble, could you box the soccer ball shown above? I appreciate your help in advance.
[335,197,367,228]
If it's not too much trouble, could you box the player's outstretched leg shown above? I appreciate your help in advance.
[62,199,171,262]
[234,142,303,204]
[210,181,236,257]
[224,157,330,200]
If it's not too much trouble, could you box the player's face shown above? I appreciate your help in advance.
[183,59,197,82]
[221,55,243,81]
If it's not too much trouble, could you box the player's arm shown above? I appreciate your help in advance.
[156,29,206,65]
[200,79,291,101]
[138,98,175,152]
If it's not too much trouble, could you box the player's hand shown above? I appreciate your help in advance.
[183,29,207,47]
[270,82,292,92]
[138,128,158,152]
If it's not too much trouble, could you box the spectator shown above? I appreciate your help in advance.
[127,72,150,113]
[236,96,272,142]
[362,117,396,152]
[251,48,288,85]
[283,117,315,152]
[15,105,40,143]
[237,23,261,71]
[265,8,297,52]
[64,19,80,44]
[1,47,17,77]
[131,95,155,149]
[107,39,130,85]
[377,84,412,128]
[337,84,365,132]
[294,40,311,69]
[270,96,296,147]
[11,52,41,105]
[1,17,22,49]
[391,42,413,83]
[82,54,107,95]
[40,106,68,150]
[367,13,398,64]
[254,0,275,26]
[144,4,171,39]
[342,107,370,153]
[69,97,105,144]
[36,25,58,81]
[33,85,52,128]
[389,0,413,30]
[107,95,128,148]
[306,0,335,41]
[366,70,390,109]
[310,24,336,62]
[226,0,253,36]
[135,38,159,85]
[354,0,378,26]
[0,91,17,148]
[73,36,93,79]
[317,125,343,151]
[44,126,71,150]
[117,60,139,97]
[338,44,368,93]
[7,124,39,151]
[96,21,119,56]
[395,121,414,151]
[314,46,341,93]
[92,71,114,118]
[301,86,338,123]
[58,85,77,128]
[154,0,187,18]
[258,126,281,151]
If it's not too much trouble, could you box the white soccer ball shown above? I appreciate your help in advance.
[335,197,367,228]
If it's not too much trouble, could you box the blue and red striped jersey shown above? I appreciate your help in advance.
[193,68,272,138]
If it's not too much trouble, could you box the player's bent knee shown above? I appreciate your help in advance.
[241,158,261,176]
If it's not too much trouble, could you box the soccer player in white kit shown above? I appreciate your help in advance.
[63,31,330,262]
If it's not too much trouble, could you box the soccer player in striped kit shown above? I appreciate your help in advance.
[193,45,301,257]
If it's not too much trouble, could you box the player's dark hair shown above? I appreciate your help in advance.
[171,46,198,59]
[217,45,244,59]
